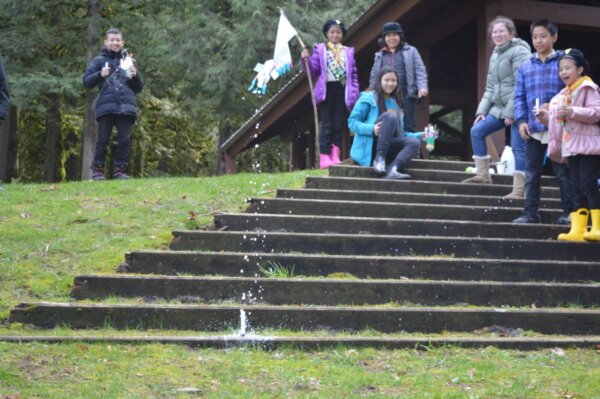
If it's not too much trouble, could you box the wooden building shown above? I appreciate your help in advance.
[221,0,600,173]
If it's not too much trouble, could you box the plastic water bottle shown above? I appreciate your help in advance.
[425,124,436,152]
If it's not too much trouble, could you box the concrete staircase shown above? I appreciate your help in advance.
[7,159,600,349]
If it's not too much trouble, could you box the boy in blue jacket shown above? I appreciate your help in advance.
[83,28,143,180]
[512,19,574,224]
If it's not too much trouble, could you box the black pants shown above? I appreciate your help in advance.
[319,82,345,154]
[402,95,417,132]
[524,138,575,217]
[375,111,420,169]
[93,114,135,168]
[568,154,600,210]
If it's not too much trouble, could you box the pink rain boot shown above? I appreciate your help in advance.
[330,145,341,165]
[319,153,333,169]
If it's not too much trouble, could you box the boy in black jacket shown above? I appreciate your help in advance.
[83,28,143,180]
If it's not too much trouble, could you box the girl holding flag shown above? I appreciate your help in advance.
[301,19,359,169]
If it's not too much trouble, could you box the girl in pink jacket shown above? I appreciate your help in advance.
[536,48,600,242]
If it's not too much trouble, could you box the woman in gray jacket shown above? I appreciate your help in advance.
[369,22,428,133]
[462,16,530,199]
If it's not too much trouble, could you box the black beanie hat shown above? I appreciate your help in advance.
[323,19,346,38]
[382,22,404,38]
[561,48,590,75]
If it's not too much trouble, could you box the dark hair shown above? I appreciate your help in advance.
[488,16,516,37]
[560,48,589,76]
[105,28,123,38]
[530,19,558,36]
[322,19,346,38]
[372,66,404,114]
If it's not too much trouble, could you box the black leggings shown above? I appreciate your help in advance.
[568,154,600,209]
[375,111,420,169]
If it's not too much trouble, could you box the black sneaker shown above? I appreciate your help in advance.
[512,213,541,224]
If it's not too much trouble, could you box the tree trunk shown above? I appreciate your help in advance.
[81,0,100,180]
[215,118,231,175]
[0,106,19,183]
[44,95,62,183]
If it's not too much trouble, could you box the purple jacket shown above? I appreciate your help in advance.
[302,43,359,111]
[545,79,600,163]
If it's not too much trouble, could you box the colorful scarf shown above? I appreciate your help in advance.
[562,76,594,142]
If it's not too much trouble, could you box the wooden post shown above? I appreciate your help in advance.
[0,106,18,183]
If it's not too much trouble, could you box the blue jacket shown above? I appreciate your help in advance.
[83,48,143,120]
[348,91,422,166]
[514,50,564,133]
[0,56,9,120]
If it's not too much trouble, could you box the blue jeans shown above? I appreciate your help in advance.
[524,138,575,217]
[470,114,525,172]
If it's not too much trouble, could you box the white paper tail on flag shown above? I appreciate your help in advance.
[248,12,298,95]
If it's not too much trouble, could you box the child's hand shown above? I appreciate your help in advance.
[518,122,530,140]
[301,49,310,60]
[129,64,137,78]
[373,122,382,136]
[101,62,110,78]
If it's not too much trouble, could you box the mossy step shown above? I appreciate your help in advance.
[71,275,600,308]
[277,188,561,209]
[214,213,566,240]
[2,334,599,350]
[168,231,598,262]
[123,251,600,282]
[10,302,600,335]
[246,198,564,223]
[329,165,559,187]
[305,176,561,199]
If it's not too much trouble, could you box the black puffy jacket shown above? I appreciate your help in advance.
[0,56,9,121]
[82,48,143,120]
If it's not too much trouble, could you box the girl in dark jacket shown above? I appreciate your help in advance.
[83,28,143,180]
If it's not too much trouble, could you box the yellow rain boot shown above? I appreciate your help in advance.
[557,208,589,242]
[583,209,600,242]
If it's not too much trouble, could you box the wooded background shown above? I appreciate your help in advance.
[0,0,374,182]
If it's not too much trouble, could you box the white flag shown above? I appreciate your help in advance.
[272,12,298,76]
[249,12,298,95]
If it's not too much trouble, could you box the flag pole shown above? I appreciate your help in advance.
[279,8,320,168]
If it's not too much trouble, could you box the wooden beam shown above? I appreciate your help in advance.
[430,89,473,107]
[501,0,600,30]
[412,0,479,48]
[430,106,460,120]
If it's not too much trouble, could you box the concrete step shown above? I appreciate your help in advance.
[246,198,564,223]
[276,188,561,209]
[305,176,561,199]
[213,213,566,240]
[11,302,600,335]
[2,334,600,350]
[168,231,598,262]
[71,275,600,308]
[329,165,559,187]
[123,251,600,282]
[408,159,485,171]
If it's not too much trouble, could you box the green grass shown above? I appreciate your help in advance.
[0,172,322,319]
[1,172,600,398]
